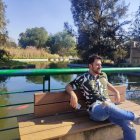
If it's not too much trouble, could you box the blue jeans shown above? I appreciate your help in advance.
[88,102,136,140]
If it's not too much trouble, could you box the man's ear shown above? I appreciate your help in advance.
[89,64,92,69]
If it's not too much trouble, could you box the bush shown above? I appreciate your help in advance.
[0,49,10,61]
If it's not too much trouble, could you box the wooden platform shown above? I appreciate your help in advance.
[17,101,140,140]
[17,85,140,140]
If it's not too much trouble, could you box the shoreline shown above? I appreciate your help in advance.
[12,58,72,62]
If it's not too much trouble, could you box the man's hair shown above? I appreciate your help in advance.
[88,54,102,64]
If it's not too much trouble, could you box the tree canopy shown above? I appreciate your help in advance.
[18,27,48,49]
[70,0,130,62]
[46,31,77,56]
[130,6,140,42]
[0,0,7,45]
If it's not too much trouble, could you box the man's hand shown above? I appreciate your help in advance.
[70,92,78,109]
[102,101,110,107]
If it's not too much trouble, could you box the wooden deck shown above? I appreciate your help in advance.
[18,100,140,140]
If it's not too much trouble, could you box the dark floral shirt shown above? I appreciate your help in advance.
[69,72,110,109]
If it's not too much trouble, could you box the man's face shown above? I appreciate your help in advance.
[89,59,102,74]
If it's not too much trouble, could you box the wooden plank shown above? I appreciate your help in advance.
[116,100,140,116]
[34,90,84,105]
[129,105,140,112]
[34,100,86,117]
[113,100,140,115]
[19,119,112,140]
[109,94,125,103]
[35,85,126,105]
[19,111,88,128]
[118,100,136,105]
[19,116,90,135]
[123,105,140,115]
[118,100,140,108]
[108,85,126,96]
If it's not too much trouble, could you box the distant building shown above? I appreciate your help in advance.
[130,41,140,65]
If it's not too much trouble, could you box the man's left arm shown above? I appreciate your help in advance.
[107,82,121,103]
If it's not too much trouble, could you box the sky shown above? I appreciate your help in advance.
[3,0,140,43]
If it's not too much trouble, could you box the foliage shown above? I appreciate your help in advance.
[0,49,10,61]
[18,27,48,49]
[0,59,28,69]
[113,46,127,64]
[70,0,130,62]
[64,22,76,37]
[0,0,8,46]
[0,0,9,62]
[130,6,140,42]
[6,39,17,48]
[46,31,77,56]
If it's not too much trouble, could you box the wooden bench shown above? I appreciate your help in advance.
[17,85,140,140]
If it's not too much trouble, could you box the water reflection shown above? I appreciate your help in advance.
[107,73,140,100]
[26,75,73,87]
[0,77,9,83]
[108,73,128,85]
[49,62,68,68]
[28,61,50,69]
[26,76,43,84]
[127,74,140,90]
[52,75,72,83]
[25,62,70,85]
[28,61,68,69]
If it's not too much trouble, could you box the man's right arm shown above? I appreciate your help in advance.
[65,84,78,109]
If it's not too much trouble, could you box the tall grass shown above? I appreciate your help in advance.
[3,47,60,59]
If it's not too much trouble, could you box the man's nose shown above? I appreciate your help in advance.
[99,65,102,68]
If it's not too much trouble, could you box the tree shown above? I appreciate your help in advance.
[18,27,48,49]
[70,0,130,62]
[130,6,140,42]
[46,31,77,56]
[0,0,9,61]
[0,0,7,46]
[113,46,127,64]
[64,22,77,37]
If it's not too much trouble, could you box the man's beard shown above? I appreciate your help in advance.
[94,69,101,74]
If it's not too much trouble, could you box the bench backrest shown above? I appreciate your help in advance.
[34,85,126,117]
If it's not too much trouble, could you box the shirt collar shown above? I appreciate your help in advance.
[88,71,103,80]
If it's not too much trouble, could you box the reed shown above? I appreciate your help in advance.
[3,47,60,59]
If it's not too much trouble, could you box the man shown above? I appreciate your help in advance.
[66,54,140,140]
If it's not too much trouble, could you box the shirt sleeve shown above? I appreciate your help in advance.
[69,74,84,89]
[100,72,108,81]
